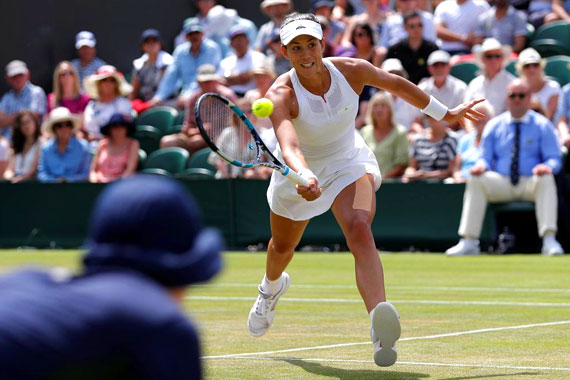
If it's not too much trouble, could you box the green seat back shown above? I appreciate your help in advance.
[450,62,480,84]
[544,55,570,86]
[144,147,189,174]
[136,106,178,136]
[187,147,216,172]
[505,60,518,77]
[530,22,570,57]
[137,149,147,170]
[134,125,162,155]
[174,110,186,126]
[176,167,216,179]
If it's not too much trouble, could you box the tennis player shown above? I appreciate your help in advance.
[247,12,484,367]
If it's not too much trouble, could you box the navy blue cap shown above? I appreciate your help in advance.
[83,175,224,287]
[312,0,335,10]
[100,113,136,137]
[140,28,161,43]
[229,25,248,40]
[183,18,203,34]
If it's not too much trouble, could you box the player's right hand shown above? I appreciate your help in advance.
[296,178,322,201]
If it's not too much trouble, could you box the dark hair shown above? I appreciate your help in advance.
[12,111,40,154]
[350,23,375,47]
[403,11,421,25]
[280,12,320,36]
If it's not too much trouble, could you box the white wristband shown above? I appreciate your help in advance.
[298,168,317,182]
[421,96,448,121]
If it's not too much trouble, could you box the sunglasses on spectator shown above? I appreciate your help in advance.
[100,77,116,83]
[143,37,159,44]
[407,23,423,29]
[355,32,370,38]
[484,54,503,60]
[59,71,74,77]
[523,63,540,69]
[431,62,448,67]
[508,92,528,100]
[53,121,74,129]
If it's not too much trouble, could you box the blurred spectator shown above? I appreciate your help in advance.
[244,58,277,130]
[0,135,8,178]
[316,16,337,57]
[3,111,42,183]
[378,0,437,52]
[37,107,91,183]
[0,60,47,139]
[161,64,238,153]
[402,116,457,183]
[345,23,384,67]
[89,113,139,183]
[71,31,107,90]
[312,0,346,46]
[549,0,570,23]
[386,11,439,84]
[130,29,173,114]
[360,92,409,179]
[451,102,494,183]
[340,0,385,48]
[255,0,293,55]
[516,48,560,121]
[465,38,515,115]
[83,65,133,143]
[474,0,527,53]
[219,26,266,98]
[151,19,221,109]
[381,59,422,132]
[434,0,490,55]
[446,79,563,256]
[556,83,570,149]
[47,61,90,115]
[266,30,293,76]
[527,0,554,28]
[0,175,223,379]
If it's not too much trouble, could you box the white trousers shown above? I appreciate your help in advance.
[458,171,558,238]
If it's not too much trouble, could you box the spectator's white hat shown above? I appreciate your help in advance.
[473,38,511,68]
[75,31,97,49]
[260,0,292,12]
[196,64,221,82]
[42,107,81,135]
[381,58,409,79]
[427,50,451,66]
[515,47,545,74]
[5,60,29,77]
[252,58,276,79]
[83,65,132,99]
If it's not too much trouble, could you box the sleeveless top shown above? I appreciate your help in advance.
[95,139,132,183]
[267,58,381,221]
[13,141,40,176]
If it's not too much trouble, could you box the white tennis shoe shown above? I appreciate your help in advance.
[370,302,401,367]
[248,272,290,337]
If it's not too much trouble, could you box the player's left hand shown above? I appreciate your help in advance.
[296,178,322,201]
[442,98,486,129]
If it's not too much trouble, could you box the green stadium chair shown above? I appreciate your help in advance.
[174,110,186,126]
[137,149,147,171]
[171,124,184,134]
[505,60,518,76]
[530,21,570,57]
[449,62,480,84]
[143,147,189,175]
[140,168,171,176]
[134,125,162,155]
[176,167,216,179]
[187,147,216,172]
[544,55,570,86]
[136,106,178,136]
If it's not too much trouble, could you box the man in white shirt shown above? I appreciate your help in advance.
[378,0,437,50]
[434,0,490,55]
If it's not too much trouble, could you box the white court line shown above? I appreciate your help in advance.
[203,320,570,359]
[186,296,570,307]
[197,283,570,293]
[218,356,570,372]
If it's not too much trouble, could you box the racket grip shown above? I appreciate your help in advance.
[284,167,309,186]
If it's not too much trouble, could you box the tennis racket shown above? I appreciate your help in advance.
[195,93,308,186]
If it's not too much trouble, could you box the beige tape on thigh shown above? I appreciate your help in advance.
[352,175,373,212]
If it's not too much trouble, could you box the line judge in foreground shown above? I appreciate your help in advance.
[247,12,485,367]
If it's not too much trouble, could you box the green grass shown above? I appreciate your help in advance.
[1,250,569,379]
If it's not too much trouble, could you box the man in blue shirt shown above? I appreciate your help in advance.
[0,175,224,379]
[0,60,47,138]
[37,107,91,183]
[151,19,221,108]
[447,79,564,256]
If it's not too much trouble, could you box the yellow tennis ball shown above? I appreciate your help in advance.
[251,98,274,118]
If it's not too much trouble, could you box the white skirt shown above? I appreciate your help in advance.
[267,132,381,221]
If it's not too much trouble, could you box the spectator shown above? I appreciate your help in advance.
[386,11,439,84]
[244,58,277,130]
[255,0,293,55]
[402,116,457,182]
[3,111,42,183]
[434,0,489,55]
[266,30,293,76]
[446,79,564,256]
[557,83,570,149]
[312,0,346,46]
[0,135,8,178]
[465,38,515,115]
[451,102,494,183]
[340,0,385,48]
[381,59,421,132]
[474,0,527,53]
[130,29,173,114]
[37,107,91,183]
[316,15,337,58]
[83,65,133,143]
[219,26,266,98]
[161,64,238,153]
[345,23,384,68]
[0,60,47,139]
[360,92,409,179]
[151,19,221,109]
[548,0,570,23]
[89,113,139,183]
[71,31,107,89]
[0,175,223,379]
[516,48,560,121]
[47,61,90,115]
[527,0,554,28]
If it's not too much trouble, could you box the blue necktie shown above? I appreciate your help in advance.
[510,122,521,185]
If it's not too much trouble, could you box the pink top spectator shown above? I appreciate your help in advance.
[47,93,91,114]
[93,139,132,183]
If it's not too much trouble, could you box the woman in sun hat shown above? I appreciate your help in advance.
[516,48,560,121]
[246,12,485,368]
[83,65,133,143]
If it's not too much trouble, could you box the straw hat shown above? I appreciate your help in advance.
[42,107,81,135]
[83,65,132,99]
[473,38,512,68]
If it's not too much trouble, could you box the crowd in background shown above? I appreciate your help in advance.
[1,0,570,184]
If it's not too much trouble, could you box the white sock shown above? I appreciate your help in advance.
[261,274,283,295]
[463,237,478,246]
[543,232,556,244]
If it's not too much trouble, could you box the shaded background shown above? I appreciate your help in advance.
[0,0,311,95]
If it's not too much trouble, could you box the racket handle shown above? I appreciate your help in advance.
[283,166,309,186]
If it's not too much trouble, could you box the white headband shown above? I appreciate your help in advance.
[280,19,323,46]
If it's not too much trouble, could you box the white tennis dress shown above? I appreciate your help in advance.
[267,58,381,221]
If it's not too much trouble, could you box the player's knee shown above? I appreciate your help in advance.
[345,216,372,241]
[269,239,297,256]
